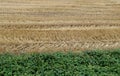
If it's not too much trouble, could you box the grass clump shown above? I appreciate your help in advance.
[0,50,120,76]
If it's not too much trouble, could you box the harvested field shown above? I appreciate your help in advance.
[0,0,120,53]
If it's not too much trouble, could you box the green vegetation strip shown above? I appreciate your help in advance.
[0,50,120,76]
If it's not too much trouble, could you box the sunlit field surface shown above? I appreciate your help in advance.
[0,0,120,75]
[0,50,120,75]
[0,0,120,53]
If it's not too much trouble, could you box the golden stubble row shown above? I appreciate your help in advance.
[0,0,120,23]
[0,28,120,43]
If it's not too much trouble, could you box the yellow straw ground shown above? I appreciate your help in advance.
[0,0,120,53]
